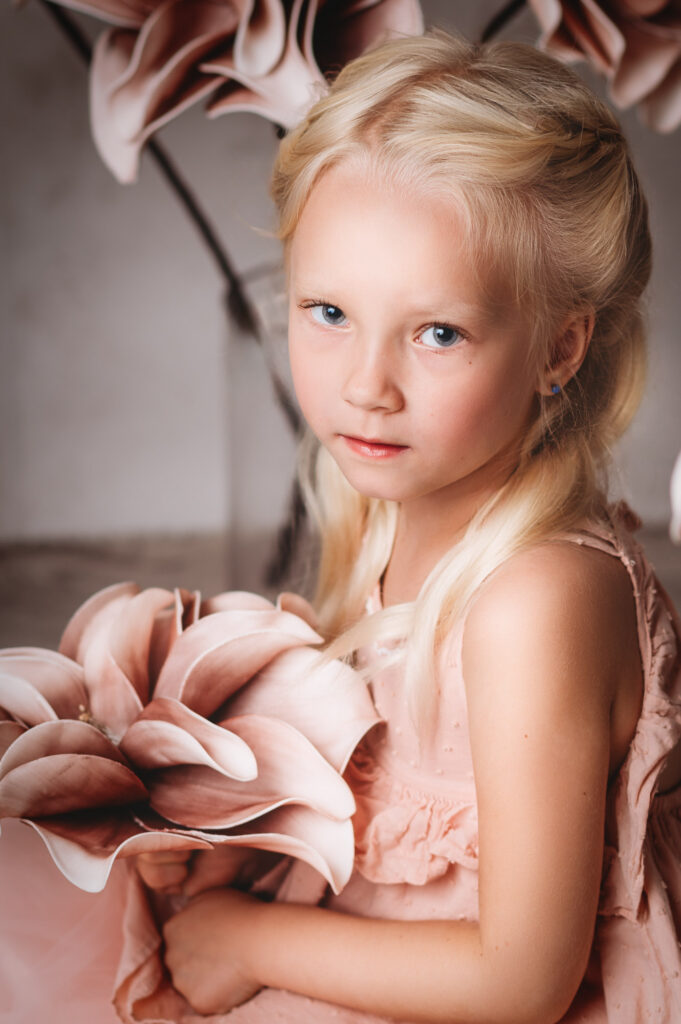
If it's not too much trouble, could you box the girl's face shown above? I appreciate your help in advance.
[288,163,541,522]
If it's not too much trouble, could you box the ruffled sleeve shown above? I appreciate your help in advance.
[346,743,478,887]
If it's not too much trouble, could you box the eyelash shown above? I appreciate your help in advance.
[300,301,467,350]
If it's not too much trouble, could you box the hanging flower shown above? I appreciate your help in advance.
[528,1,681,132]
[0,582,381,895]
[671,450,681,541]
[43,0,424,182]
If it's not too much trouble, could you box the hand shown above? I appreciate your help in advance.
[136,846,279,897]
[136,849,194,893]
[163,888,264,1014]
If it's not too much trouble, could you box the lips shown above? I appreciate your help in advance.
[341,435,408,459]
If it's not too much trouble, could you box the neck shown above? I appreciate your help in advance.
[381,458,516,606]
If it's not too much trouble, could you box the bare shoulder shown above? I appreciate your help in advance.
[465,539,636,649]
[462,539,642,772]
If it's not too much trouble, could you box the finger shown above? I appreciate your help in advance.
[137,850,194,865]
[137,858,191,892]
[183,847,255,899]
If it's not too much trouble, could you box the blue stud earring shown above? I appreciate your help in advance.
[551,383,561,395]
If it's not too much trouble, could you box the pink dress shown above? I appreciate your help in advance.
[1,510,680,1023]
[219,511,681,1024]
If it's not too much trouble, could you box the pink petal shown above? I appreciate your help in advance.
[610,17,681,107]
[82,630,145,741]
[0,754,147,818]
[207,804,356,894]
[276,592,318,629]
[224,645,381,771]
[529,0,626,71]
[0,721,25,759]
[154,608,321,717]
[147,713,354,828]
[0,648,88,719]
[44,0,154,28]
[616,1,672,16]
[204,0,324,128]
[120,697,257,780]
[314,0,425,72]
[59,581,140,662]
[200,591,275,616]
[146,587,201,687]
[107,587,175,704]
[90,0,239,183]
[640,56,681,129]
[233,0,286,77]
[0,672,59,727]
[23,813,213,893]
[0,719,127,774]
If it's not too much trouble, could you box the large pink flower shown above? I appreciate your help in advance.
[0,582,380,895]
[529,1,681,131]
[45,0,423,181]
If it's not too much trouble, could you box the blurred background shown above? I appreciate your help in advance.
[1,0,680,646]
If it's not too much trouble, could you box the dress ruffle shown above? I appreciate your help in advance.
[346,745,478,886]
[562,510,681,1022]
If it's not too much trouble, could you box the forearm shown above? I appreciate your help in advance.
[246,901,568,1024]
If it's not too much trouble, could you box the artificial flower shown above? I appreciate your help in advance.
[0,582,381,895]
[529,1,681,131]
[671,450,681,541]
[42,0,424,182]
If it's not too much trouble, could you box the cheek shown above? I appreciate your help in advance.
[288,339,327,429]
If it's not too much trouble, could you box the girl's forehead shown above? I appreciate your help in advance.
[289,162,526,329]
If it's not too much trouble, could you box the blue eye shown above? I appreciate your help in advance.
[310,303,347,326]
[419,324,462,349]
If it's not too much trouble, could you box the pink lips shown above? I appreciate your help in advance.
[341,435,408,458]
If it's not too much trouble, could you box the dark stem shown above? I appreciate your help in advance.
[38,0,258,336]
[265,478,307,589]
[480,0,527,42]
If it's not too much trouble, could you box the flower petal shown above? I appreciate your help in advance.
[106,587,175,704]
[90,0,239,182]
[147,713,355,828]
[59,581,140,663]
[23,812,213,893]
[233,0,286,77]
[0,721,25,759]
[0,719,127,775]
[200,591,275,616]
[221,645,381,772]
[154,608,322,717]
[209,804,356,894]
[204,0,324,128]
[640,55,681,130]
[0,754,147,818]
[43,1,154,28]
[0,672,59,727]
[0,648,88,719]
[610,16,681,107]
[82,630,145,741]
[120,697,257,780]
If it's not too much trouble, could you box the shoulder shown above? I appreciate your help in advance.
[461,539,642,769]
[463,538,636,666]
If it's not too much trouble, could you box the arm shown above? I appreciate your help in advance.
[164,544,639,1024]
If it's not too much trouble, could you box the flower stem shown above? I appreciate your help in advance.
[480,0,527,42]
[38,0,258,337]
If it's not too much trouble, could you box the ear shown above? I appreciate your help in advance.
[537,311,594,397]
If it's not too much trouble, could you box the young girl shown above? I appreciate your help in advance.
[141,30,681,1024]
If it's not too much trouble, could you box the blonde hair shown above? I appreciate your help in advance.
[272,31,651,727]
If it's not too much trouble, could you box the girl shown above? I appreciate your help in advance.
[142,30,681,1024]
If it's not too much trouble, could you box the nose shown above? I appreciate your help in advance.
[340,338,404,413]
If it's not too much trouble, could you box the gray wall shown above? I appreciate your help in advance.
[2,0,679,543]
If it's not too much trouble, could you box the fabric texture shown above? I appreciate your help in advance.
[1,507,680,1022]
